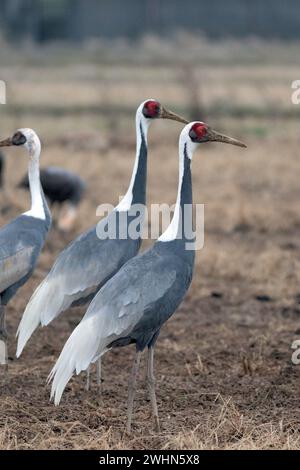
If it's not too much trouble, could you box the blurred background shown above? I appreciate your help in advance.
[1,0,300,450]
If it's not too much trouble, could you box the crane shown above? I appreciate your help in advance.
[48,121,246,432]
[16,100,187,391]
[18,166,86,232]
[0,129,51,369]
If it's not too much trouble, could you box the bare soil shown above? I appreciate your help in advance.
[0,47,300,449]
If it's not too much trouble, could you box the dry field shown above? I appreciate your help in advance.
[0,38,300,450]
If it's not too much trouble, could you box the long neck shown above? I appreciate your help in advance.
[116,112,148,211]
[158,142,193,243]
[24,144,45,220]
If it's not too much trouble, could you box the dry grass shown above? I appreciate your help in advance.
[0,38,300,450]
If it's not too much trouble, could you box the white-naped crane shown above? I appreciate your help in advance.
[18,166,86,232]
[49,121,246,433]
[0,129,51,369]
[16,100,187,390]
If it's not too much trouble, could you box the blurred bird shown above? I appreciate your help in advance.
[49,122,246,432]
[16,100,187,392]
[18,166,86,232]
[0,129,51,370]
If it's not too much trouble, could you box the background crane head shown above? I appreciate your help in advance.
[0,129,41,156]
[142,99,188,124]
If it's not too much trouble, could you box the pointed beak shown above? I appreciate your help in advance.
[0,137,13,147]
[207,129,247,148]
[160,107,188,124]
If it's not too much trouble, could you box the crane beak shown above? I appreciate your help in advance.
[160,107,188,124]
[0,137,13,147]
[207,129,247,148]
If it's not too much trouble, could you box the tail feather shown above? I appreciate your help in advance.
[16,279,64,357]
[49,316,105,405]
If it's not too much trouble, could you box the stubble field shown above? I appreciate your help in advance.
[0,38,300,449]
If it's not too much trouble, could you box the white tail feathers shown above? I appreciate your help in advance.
[16,278,65,357]
[49,316,106,405]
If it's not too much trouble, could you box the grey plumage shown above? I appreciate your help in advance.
[0,213,50,305]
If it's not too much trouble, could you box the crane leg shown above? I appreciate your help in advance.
[96,358,102,394]
[0,303,8,371]
[147,347,160,432]
[85,366,90,391]
[126,350,141,434]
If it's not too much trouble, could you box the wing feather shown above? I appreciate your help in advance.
[0,246,35,294]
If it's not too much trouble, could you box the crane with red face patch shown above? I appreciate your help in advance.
[16,100,187,391]
[49,121,246,433]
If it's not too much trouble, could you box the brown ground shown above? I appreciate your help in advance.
[0,38,300,449]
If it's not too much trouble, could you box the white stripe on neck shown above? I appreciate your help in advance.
[159,135,192,242]
[116,107,149,212]
[23,141,45,220]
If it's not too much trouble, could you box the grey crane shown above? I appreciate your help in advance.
[0,129,51,369]
[49,121,246,432]
[18,166,86,232]
[16,100,187,391]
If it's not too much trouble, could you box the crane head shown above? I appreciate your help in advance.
[142,99,188,124]
[188,122,247,148]
[0,128,41,155]
[0,130,26,147]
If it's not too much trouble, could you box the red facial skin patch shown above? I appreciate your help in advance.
[189,122,208,141]
[143,100,160,118]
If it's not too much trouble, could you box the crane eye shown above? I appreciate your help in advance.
[189,122,208,142]
[142,100,161,119]
[12,132,27,146]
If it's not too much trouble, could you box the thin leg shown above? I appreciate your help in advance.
[96,358,102,394]
[0,303,8,372]
[147,347,160,432]
[126,350,141,434]
[85,366,90,391]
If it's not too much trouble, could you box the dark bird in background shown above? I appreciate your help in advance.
[18,166,86,232]
[16,100,187,395]
[0,129,51,370]
[48,122,246,433]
